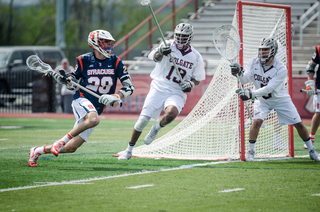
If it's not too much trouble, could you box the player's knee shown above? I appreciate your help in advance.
[253,119,263,128]
[88,116,100,127]
[134,115,151,132]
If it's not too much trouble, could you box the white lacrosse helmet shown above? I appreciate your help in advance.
[258,37,278,65]
[88,30,115,58]
[174,23,194,50]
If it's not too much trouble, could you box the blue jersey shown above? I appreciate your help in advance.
[73,52,129,115]
[312,45,320,89]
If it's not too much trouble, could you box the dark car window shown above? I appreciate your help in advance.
[42,51,63,61]
[21,51,36,65]
[10,51,23,63]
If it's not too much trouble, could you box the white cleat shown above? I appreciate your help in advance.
[144,124,161,145]
[246,150,255,162]
[309,147,320,162]
[118,151,132,160]
[304,139,315,149]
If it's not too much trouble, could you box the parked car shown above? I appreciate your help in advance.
[0,46,65,96]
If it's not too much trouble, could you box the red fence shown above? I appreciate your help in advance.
[103,76,314,119]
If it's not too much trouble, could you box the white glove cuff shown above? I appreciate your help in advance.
[305,80,315,87]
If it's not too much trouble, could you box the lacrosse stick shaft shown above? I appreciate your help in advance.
[237,75,253,124]
[67,80,100,99]
[147,3,183,83]
[300,89,320,94]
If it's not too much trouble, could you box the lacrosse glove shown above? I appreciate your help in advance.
[230,63,244,77]
[158,44,171,56]
[98,94,122,107]
[305,80,317,95]
[180,80,195,93]
[51,71,67,85]
[236,88,255,101]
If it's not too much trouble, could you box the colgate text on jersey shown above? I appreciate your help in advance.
[254,74,271,84]
[169,57,194,69]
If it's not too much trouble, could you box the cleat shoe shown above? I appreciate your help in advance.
[29,147,40,167]
[246,149,255,162]
[309,147,320,162]
[51,141,65,157]
[144,124,161,145]
[304,138,314,149]
[118,151,132,160]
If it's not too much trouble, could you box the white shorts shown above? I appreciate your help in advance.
[141,85,186,121]
[71,98,97,142]
[253,97,302,126]
[313,94,320,112]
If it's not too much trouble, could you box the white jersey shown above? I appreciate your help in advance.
[148,39,205,98]
[240,56,301,124]
[240,57,290,102]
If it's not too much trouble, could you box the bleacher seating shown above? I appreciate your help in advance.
[125,0,320,77]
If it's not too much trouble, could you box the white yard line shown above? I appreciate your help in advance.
[126,184,154,189]
[0,161,237,192]
[218,188,245,193]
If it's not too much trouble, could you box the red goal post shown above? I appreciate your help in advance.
[237,1,293,160]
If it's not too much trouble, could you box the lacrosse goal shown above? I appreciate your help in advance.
[118,1,293,161]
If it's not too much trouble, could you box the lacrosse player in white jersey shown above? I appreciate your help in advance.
[118,23,205,160]
[230,37,320,162]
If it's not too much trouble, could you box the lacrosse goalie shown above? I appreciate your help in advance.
[230,37,320,162]
[28,29,134,167]
[118,23,205,160]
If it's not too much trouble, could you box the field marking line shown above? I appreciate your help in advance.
[218,188,245,193]
[0,161,237,193]
[126,184,154,189]
[311,194,320,196]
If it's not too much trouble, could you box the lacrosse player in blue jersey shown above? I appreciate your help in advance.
[303,45,320,149]
[29,29,134,167]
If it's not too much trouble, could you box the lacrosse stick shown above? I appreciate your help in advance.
[26,54,121,105]
[300,89,320,94]
[141,0,183,83]
[212,24,253,124]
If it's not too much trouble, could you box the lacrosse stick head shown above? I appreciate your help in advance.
[141,0,151,6]
[212,25,241,63]
[26,55,53,74]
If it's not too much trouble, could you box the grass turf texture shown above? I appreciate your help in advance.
[0,117,319,211]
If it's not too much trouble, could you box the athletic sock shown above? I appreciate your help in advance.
[35,146,48,155]
[60,133,73,145]
[304,138,313,150]
[249,140,256,151]
[310,132,315,141]
[127,142,135,152]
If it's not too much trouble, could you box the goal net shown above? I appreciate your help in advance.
[119,1,293,161]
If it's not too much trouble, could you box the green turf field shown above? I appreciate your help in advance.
[0,117,319,212]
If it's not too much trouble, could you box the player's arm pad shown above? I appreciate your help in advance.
[306,61,316,74]
[119,75,134,98]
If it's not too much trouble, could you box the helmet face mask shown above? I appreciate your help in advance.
[88,30,115,58]
[174,23,194,50]
[258,37,278,65]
